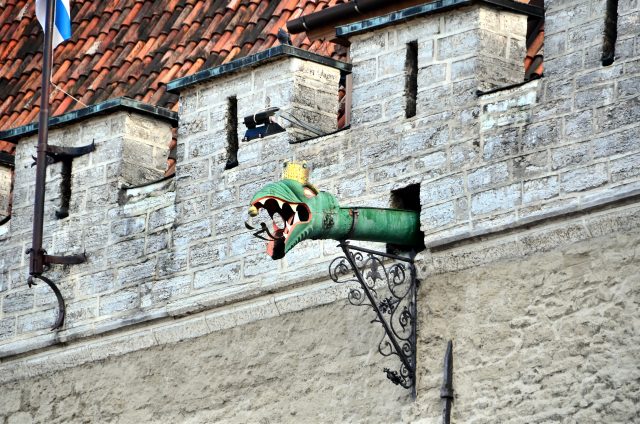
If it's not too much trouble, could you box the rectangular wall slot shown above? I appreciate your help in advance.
[338,71,350,129]
[55,159,72,219]
[390,183,424,253]
[405,41,418,119]
[225,96,239,170]
[0,152,13,222]
[602,0,618,66]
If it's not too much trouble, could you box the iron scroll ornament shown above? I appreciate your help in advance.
[329,241,418,396]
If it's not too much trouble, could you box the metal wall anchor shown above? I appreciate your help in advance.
[27,274,66,330]
[329,241,418,397]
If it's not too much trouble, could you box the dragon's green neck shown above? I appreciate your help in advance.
[317,207,422,247]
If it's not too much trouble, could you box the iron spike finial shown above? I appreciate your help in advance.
[441,340,454,424]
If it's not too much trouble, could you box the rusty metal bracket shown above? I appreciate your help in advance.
[46,141,95,163]
[26,248,86,330]
[27,274,66,330]
[31,141,96,166]
[44,252,87,265]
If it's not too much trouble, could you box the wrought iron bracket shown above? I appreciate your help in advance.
[329,241,418,397]
[31,141,96,166]
[26,248,86,330]
[44,252,87,265]
[27,274,66,330]
[46,141,96,163]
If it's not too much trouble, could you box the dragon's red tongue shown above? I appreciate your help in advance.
[267,227,285,258]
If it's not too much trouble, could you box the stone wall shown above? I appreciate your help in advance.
[0,0,639,421]
[348,2,640,248]
[0,112,173,351]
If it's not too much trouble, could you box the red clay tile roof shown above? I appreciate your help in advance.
[0,0,347,143]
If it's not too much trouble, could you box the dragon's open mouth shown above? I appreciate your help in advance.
[246,196,311,259]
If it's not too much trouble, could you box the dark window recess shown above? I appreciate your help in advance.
[524,0,544,81]
[602,0,618,66]
[225,96,239,170]
[405,41,418,119]
[0,151,14,222]
[338,71,349,129]
[389,183,425,253]
[165,129,178,177]
[55,159,72,219]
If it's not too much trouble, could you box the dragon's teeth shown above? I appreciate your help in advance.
[292,213,299,225]
[276,199,284,208]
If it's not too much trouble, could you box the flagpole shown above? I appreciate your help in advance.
[30,0,56,276]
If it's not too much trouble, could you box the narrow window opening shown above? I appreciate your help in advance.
[405,41,418,119]
[338,71,350,129]
[55,159,72,219]
[524,1,544,82]
[165,128,177,177]
[602,0,618,66]
[0,151,14,224]
[225,96,239,170]
[341,45,352,128]
[389,183,425,253]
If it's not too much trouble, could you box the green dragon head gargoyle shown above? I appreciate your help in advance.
[247,161,422,260]
[247,161,345,259]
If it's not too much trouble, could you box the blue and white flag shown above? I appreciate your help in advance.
[35,0,72,48]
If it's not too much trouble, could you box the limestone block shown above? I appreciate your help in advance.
[560,163,609,193]
[2,290,34,314]
[471,183,521,215]
[189,239,228,268]
[98,288,140,316]
[349,31,387,60]
[550,143,589,172]
[420,175,465,204]
[467,162,509,191]
[7,412,31,424]
[421,201,457,232]
[16,308,57,334]
[523,175,560,204]
[437,30,479,60]
[140,275,191,308]
[610,153,640,182]
[512,151,549,179]
[0,317,15,341]
[117,260,156,287]
[482,128,519,160]
[193,262,242,290]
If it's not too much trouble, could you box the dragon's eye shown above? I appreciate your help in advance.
[303,187,316,198]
